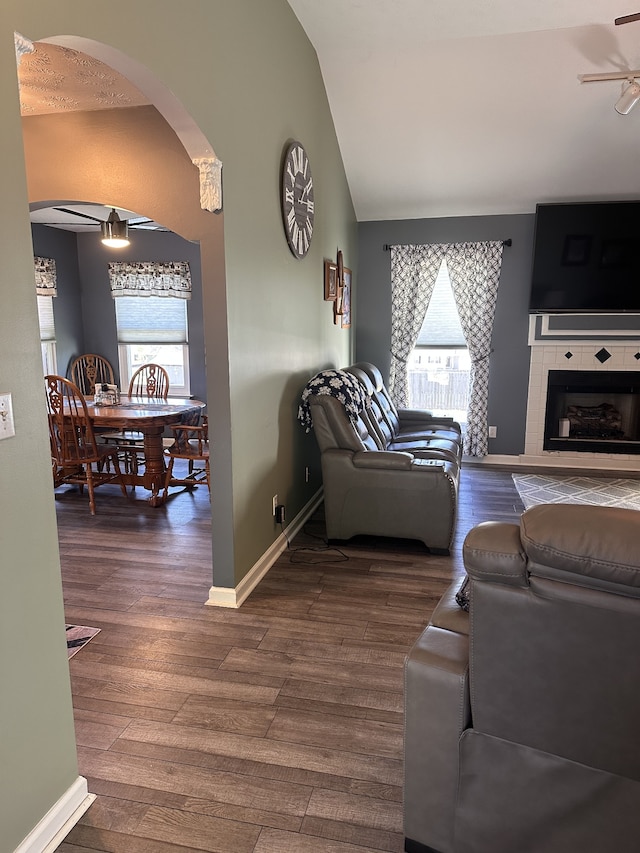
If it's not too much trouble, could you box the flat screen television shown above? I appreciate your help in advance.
[529,201,640,313]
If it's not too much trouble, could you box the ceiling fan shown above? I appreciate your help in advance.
[33,205,163,231]
[32,205,167,248]
[578,14,640,114]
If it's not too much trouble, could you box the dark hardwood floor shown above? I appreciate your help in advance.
[54,463,524,853]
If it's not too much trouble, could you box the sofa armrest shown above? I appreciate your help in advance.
[405,625,470,852]
[463,521,528,587]
[430,580,471,635]
[352,452,458,481]
[352,450,450,472]
[351,449,414,470]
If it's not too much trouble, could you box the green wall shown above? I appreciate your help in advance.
[1,1,355,848]
[0,25,79,852]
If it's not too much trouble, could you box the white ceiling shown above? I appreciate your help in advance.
[287,0,640,220]
[30,204,164,233]
[22,6,640,226]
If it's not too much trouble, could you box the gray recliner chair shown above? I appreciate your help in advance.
[308,386,460,553]
[404,503,640,853]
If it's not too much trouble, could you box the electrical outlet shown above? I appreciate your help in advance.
[275,504,286,524]
[0,393,15,440]
[272,494,278,516]
[488,425,497,438]
[305,466,310,483]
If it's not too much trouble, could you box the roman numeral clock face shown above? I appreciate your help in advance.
[282,141,314,259]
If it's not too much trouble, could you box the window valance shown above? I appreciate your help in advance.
[34,256,57,296]
[108,261,192,299]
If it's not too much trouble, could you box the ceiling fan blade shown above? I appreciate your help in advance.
[33,207,167,231]
[615,12,640,25]
[54,206,104,223]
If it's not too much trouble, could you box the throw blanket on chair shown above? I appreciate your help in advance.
[298,369,368,432]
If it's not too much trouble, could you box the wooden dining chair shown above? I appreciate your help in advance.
[129,363,170,398]
[69,353,115,397]
[163,415,210,500]
[45,374,128,515]
[101,363,170,476]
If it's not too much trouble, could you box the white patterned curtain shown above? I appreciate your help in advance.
[34,256,57,296]
[445,241,504,457]
[108,261,192,299]
[389,244,446,407]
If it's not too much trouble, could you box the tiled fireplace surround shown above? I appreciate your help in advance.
[523,314,640,471]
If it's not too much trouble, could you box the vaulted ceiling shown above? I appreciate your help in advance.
[287,0,640,221]
[19,4,640,227]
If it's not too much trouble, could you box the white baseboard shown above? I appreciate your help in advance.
[206,488,324,608]
[14,776,95,853]
[463,453,520,467]
[464,453,640,473]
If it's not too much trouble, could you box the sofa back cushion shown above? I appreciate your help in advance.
[352,362,401,435]
[346,366,394,447]
[309,395,380,452]
[521,503,640,597]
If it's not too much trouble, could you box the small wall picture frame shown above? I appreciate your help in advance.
[341,268,352,328]
[324,260,338,300]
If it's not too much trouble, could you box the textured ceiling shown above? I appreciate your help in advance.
[19,42,149,116]
[21,43,159,231]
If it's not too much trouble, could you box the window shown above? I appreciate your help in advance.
[37,294,57,374]
[115,295,190,396]
[408,259,469,426]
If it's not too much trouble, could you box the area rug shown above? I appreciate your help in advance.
[66,624,100,659]
[512,473,640,511]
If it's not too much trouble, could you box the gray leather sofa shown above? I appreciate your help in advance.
[346,363,462,464]
[304,365,462,553]
[352,361,462,445]
[404,503,640,853]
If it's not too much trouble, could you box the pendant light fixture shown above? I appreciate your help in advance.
[101,208,130,248]
[579,69,640,115]
[615,79,640,115]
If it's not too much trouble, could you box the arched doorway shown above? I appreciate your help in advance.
[18,34,232,593]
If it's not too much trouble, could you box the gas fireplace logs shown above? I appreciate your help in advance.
[566,403,624,439]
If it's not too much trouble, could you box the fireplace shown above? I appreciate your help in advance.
[544,370,640,454]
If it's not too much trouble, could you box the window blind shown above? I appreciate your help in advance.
[115,296,188,344]
[37,294,56,341]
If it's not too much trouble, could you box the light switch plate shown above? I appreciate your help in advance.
[0,393,15,439]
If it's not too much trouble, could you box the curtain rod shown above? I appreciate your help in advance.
[382,238,512,251]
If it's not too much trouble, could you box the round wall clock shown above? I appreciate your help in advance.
[281,141,314,259]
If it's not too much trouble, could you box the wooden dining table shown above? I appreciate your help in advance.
[86,395,206,506]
